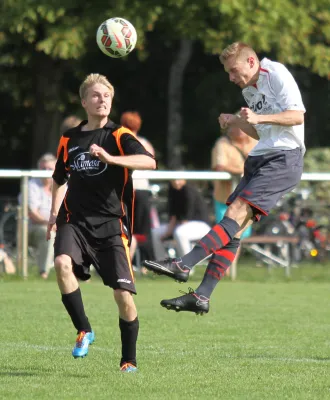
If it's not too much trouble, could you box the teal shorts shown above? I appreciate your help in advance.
[214,200,252,239]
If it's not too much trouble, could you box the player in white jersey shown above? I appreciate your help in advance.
[143,42,305,315]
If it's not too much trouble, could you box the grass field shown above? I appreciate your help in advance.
[1,263,330,399]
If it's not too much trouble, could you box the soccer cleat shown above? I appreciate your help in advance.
[72,330,95,358]
[120,363,137,372]
[160,288,210,315]
[142,258,190,283]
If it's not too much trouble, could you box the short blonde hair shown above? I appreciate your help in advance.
[79,73,115,100]
[219,42,258,64]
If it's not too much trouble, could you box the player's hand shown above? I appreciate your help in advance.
[240,108,260,125]
[46,214,57,241]
[218,114,237,129]
[89,144,113,164]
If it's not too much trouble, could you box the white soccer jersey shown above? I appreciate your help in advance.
[242,58,306,156]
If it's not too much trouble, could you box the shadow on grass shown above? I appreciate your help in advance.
[0,365,90,378]
[0,371,37,377]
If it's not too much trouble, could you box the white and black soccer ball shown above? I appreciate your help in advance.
[96,17,137,58]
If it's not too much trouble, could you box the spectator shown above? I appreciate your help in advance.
[0,248,16,274]
[211,120,257,238]
[27,153,58,279]
[151,178,211,260]
[120,111,155,158]
[60,115,82,135]
[120,111,156,264]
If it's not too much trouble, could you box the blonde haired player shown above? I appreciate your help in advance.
[143,42,305,315]
[47,73,156,371]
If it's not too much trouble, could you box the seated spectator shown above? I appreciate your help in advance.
[151,178,211,261]
[27,153,58,279]
[120,111,156,265]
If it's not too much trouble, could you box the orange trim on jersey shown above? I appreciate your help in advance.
[120,225,134,283]
[57,136,70,163]
[63,192,71,222]
[131,190,135,233]
[112,127,136,231]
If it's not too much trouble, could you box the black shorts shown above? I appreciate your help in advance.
[54,223,136,294]
[227,148,303,221]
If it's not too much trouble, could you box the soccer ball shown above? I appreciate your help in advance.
[96,18,137,58]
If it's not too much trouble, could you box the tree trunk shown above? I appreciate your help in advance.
[167,39,193,169]
[31,53,64,165]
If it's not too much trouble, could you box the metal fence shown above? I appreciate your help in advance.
[1,169,330,278]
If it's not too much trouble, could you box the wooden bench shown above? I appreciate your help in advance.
[239,235,299,278]
[163,235,299,279]
[241,235,299,245]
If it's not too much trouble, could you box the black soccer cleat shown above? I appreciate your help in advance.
[143,258,190,283]
[160,288,210,315]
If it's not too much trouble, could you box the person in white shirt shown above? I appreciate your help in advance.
[27,153,57,279]
[143,42,305,315]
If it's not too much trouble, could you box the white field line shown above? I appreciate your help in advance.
[1,342,329,364]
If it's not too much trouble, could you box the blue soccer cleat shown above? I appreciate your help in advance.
[120,363,137,372]
[72,330,95,358]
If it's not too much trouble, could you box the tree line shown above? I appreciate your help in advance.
[0,0,329,182]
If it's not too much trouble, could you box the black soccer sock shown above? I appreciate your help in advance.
[181,217,241,267]
[61,288,92,333]
[119,317,139,367]
[195,238,241,299]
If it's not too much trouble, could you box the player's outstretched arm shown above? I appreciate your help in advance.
[89,144,156,170]
[241,108,304,127]
[106,154,157,170]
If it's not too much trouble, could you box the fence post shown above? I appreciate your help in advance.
[16,206,22,275]
[20,176,29,279]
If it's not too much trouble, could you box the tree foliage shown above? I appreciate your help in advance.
[1,0,329,76]
[0,0,329,172]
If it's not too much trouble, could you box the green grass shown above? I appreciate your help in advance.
[1,263,330,399]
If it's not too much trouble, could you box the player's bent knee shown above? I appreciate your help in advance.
[113,289,132,302]
[113,289,136,308]
[54,255,73,276]
[227,198,253,220]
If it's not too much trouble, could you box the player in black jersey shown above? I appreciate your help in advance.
[46,73,156,372]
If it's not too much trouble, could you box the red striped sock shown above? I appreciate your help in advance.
[181,217,240,267]
[195,239,240,298]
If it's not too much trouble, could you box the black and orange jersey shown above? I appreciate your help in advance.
[53,120,154,240]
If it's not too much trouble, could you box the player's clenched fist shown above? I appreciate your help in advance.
[240,108,260,125]
[89,144,113,164]
[218,113,237,129]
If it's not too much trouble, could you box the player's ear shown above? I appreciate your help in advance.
[248,56,255,68]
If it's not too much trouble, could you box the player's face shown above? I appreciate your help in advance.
[223,56,256,88]
[82,83,112,118]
